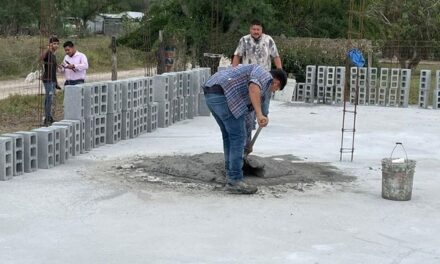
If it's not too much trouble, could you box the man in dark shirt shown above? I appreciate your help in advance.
[41,36,60,125]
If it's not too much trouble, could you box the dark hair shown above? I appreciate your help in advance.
[270,69,288,90]
[49,36,59,43]
[63,41,74,48]
[250,19,263,29]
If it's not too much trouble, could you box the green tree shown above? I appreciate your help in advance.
[367,0,440,68]
[0,0,39,35]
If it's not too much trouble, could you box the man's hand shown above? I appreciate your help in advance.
[257,114,268,127]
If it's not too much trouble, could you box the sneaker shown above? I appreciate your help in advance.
[49,117,55,123]
[224,181,258,194]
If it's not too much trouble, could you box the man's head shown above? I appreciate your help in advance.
[269,69,287,92]
[48,36,59,51]
[63,41,76,57]
[249,19,263,41]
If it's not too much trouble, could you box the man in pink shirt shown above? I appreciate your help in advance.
[61,41,89,85]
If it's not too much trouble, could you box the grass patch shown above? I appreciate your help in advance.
[0,93,64,134]
[0,36,146,80]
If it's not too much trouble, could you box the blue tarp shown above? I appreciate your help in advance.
[348,48,365,67]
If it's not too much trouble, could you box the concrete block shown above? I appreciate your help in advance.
[142,77,154,104]
[153,75,170,102]
[51,125,69,164]
[157,101,170,128]
[95,82,108,115]
[178,97,185,120]
[1,133,24,176]
[378,68,389,106]
[368,67,378,105]
[52,121,73,156]
[325,86,334,104]
[84,117,95,151]
[304,84,315,103]
[190,70,201,96]
[64,84,85,119]
[335,85,344,104]
[183,71,191,97]
[32,128,55,169]
[335,67,346,87]
[108,81,123,113]
[187,95,197,119]
[49,126,62,166]
[94,115,107,147]
[433,89,440,109]
[295,83,305,102]
[317,66,326,88]
[177,72,184,98]
[139,106,149,134]
[147,103,158,132]
[121,110,131,140]
[163,72,178,100]
[121,80,133,111]
[419,70,431,108]
[306,65,316,84]
[399,69,411,108]
[130,108,140,138]
[171,98,179,123]
[15,131,38,173]
[56,120,81,156]
[0,137,13,180]
[106,112,121,144]
[130,78,142,109]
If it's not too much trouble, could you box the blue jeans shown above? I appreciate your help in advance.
[205,93,246,183]
[43,82,55,120]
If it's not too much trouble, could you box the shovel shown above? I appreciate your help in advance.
[243,126,265,177]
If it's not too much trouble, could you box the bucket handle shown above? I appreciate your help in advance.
[390,142,409,164]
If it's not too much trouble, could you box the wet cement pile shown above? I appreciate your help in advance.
[111,153,355,188]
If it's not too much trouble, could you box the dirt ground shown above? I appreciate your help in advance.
[89,153,355,196]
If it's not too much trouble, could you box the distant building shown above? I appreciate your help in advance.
[87,11,144,36]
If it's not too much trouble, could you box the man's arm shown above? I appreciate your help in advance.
[249,83,268,127]
[232,55,241,67]
[273,56,282,69]
[73,53,89,71]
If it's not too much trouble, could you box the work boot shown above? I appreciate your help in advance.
[224,181,258,194]
[49,116,55,123]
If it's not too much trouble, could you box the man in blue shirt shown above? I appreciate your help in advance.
[203,64,287,194]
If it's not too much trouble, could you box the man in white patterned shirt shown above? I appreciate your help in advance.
[232,19,282,71]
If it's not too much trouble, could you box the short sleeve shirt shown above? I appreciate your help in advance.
[204,64,273,119]
[234,34,280,71]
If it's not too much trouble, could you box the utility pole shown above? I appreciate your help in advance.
[111,36,117,81]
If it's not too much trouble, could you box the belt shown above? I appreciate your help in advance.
[203,84,224,94]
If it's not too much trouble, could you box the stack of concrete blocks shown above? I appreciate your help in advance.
[32,127,55,169]
[121,80,133,139]
[350,67,358,104]
[387,68,400,107]
[378,68,390,106]
[183,71,192,118]
[334,66,346,104]
[15,131,38,173]
[316,66,326,103]
[418,70,431,108]
[0,137,13,180]
[106,81,122,144]
[367,68,378,105]
[198,68,211,116]
[54,125,70,164]
[91,83,107,146]
[325,66,335,104]
[295,83,305,102]
[163,72,179,124]
[153,75,171,128]
[305,65,316,103]
[130,79,142,138]
[142,77,158,133]
[63,84,88,153]
[357,67,368,105]
[176,72,186,120]
[53,120,81,156]
[434,70,440,109]
[187,70,201,119]
[0,133,24,176]
[399,69,411,108]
